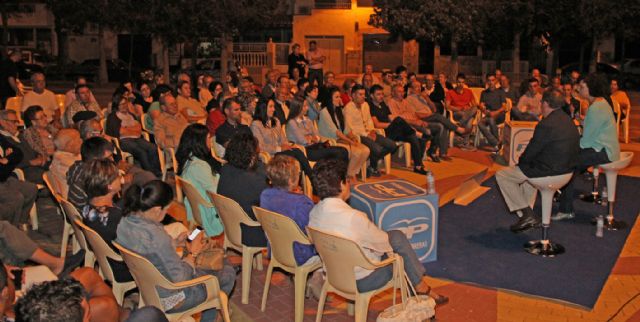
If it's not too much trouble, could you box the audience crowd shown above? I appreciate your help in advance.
[0,41,630,321]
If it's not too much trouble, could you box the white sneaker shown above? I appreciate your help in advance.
[551,212,575,221]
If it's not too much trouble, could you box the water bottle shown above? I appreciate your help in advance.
[596,215,604,238]
[426,171,436,195]
[601,189,608,207]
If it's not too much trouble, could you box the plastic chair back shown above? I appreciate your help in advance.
[75,219,122,283]
[55,94,66,114]
[60,199,90,251]
[253,206,311,268]
[470,87,484,104]
[210,193,257,248]
[175,176,211,228]
[307,227,379,295]
[5,97,24,126]
[42,171,63,203]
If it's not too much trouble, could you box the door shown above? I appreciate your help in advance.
[305,36,344,74]
[363,34,403,72]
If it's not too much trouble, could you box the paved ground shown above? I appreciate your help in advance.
[28,84,640,321]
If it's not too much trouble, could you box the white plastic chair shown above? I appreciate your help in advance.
[42,171,77,257]
[599,151,634,230]
[60,199,96,268]
[12,168,38,230]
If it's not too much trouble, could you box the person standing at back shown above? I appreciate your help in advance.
[305,41,325,88]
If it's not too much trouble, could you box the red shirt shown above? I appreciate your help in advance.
[206,109,226,136]
[446,88,474,110]
[341,92,351,105]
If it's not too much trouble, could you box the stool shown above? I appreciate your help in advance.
[599,152,634,230]
[525,172,574,257]
[580,167,601,203]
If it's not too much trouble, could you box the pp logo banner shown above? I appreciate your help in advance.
[378,200,437,262]
[511,129,534,164]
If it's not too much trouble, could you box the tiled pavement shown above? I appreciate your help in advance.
[26,91,640,321]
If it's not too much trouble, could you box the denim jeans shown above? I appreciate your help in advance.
[478,113,505,146]
[558,148,611,213]
[120,137,162,177]
[360,135,396,170]
[168,263,236,321]
[356,230,426,293]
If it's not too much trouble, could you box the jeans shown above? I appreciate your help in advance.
[385,118,426,167]
[0,177,38,226]
[360,135,396,170]
[478,113,505,146]
[452,107,477,129]
[558,148,611,213]
[120,137,162,178]
[0,220,39,265]
[308,68,324,88]
[356,230,426,292]
[168,263,236,322]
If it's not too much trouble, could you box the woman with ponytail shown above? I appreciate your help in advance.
[117,180,235,321]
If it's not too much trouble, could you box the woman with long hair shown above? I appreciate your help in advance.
[285,97,348,163]
[251,99,313,177]
[117,180,235,321]
[176,123,223,236]
[317,87,370,179]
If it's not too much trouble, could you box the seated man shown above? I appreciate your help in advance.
[14,270,127,322]
[308,159,448,305]
[556,74,620,220]
[512,78,542,121]
[562,83,581,119]
[368,85,428,174]
[273,86,291,125]
[50,128,82,198]
[21,72,61,129]
[64,76,97,109]
[153,94,188,150]
[387,84,445,161]
[176,80,207,124]
[215,97,252,149]
[424,73,446,114]
[0,110,47,183]
[64,84,103,128]
[496,89,579,232]
[0,135,37,228]
[477,73,506,151]
[445,73,477,149]
[500,75,519,103]
[343,84,396,177]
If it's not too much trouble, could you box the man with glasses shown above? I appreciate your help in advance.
[512,78,542,121]
[21,73,61,129]
[64,84,103,128]
[0,110,47,183]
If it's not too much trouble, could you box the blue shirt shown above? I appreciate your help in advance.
[260,187,317,265]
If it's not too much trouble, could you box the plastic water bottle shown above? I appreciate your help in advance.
[601,189,608,207]
[426,171,436,195]
[596,215,604,238]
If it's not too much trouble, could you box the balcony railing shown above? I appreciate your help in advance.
[314,0,352,9]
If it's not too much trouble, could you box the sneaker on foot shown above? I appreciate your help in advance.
[551,212,575,221]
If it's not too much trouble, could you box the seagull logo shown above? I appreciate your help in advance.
[389,218,429,239]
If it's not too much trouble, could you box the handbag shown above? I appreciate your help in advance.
[193,239,224,271]
[377,270,436,322]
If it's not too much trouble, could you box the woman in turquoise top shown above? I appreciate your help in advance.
[175,123,224,236]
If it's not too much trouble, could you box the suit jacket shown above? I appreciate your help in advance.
[0,133,38,169]
[518,109,580,178]
[0,135,23,181]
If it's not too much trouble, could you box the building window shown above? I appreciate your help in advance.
[315,0,352,9]
[357,0,373,7]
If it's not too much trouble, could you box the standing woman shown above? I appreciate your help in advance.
[286,97,349,163]
[288,43,308,79]
[175,123,224,237]
[251,99,314,178]
[318,88,370,180]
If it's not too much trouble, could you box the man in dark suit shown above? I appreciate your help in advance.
[496,89,580,232]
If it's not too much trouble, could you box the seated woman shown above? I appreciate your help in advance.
[116,180,235,321]
[318,87,370,180]
[285,97,348,163]
[176,123,224,237]
[105,92,162,178]
[80,159,133,283]
[260,155,317,265]
[20,105,56,168]
[217,133,268,248]
[308,158,449,305]
[251,99,313,178]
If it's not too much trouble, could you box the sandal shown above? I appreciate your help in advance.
[417,286,450,305]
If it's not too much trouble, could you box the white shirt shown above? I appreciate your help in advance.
[309,197,392,279]
[21,89,58,123]
[343,101,375,137]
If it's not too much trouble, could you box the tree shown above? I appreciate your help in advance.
[370,0,484,78]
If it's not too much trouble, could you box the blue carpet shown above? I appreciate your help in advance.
[424,175,640,308]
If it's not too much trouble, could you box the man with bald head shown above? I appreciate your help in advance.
[496,89,579,233]
[21,73,60,128]
[50,128,82,197]
[154,94,188,150]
